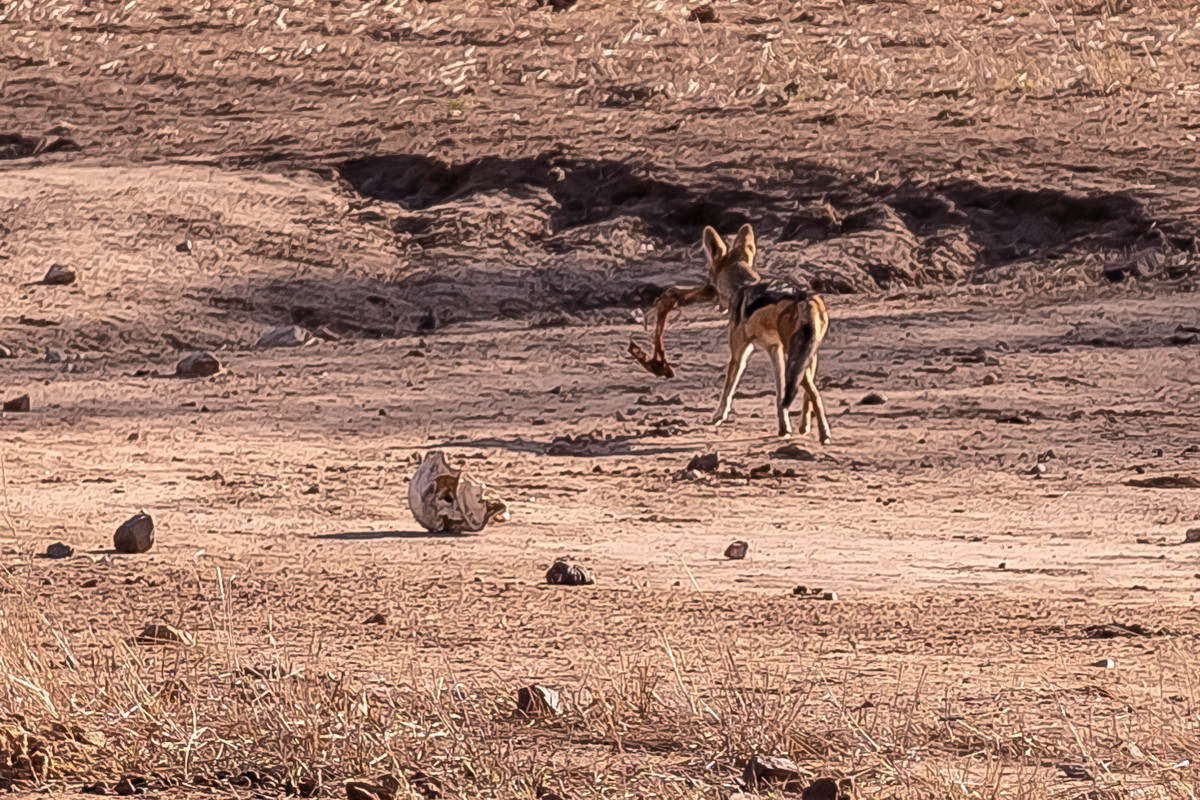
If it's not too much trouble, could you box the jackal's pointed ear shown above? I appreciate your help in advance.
[732,223,755,257]
[701,226,727,264]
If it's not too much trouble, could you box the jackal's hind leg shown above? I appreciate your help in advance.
[769,344,791,437]
[798,353,817,435]
[802,372,831,444]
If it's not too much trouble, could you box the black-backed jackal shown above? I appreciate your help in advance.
[703,223,831,441]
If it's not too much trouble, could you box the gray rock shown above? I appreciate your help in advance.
[257,325,312,349]
[175,352,220,378]
[44,347,66,364]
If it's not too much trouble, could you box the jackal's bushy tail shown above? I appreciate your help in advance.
[781,310,818,409]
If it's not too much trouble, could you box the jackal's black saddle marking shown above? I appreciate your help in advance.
[732,278,811,325]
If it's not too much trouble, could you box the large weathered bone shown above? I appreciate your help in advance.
[407,451,509,533]
[627,282,717,378]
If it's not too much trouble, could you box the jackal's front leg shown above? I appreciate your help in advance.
[711,343,753,426]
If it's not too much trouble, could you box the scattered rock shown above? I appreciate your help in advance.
[858,392,887,405]
[345,775,400,800]
[135,623,193,646]
[687,3,718,23]
[286,777,320,797]
[687,453,720,474]
[3,394,31,412]
[546,558,594,586]
[1125,475,1200,489]
[114,513,155,554]
[41,542,74,559]
[793,585,837,600]
[81,781,111,795]
[742,755,807,791]
[981,373,998,385]
[363,612,387,625]
[175,352,221,378]
[1186,528,1200,544]
[407,451,509,533]
[314,325,341,342]
[802,777,852,800]
[44,347,66,364]
[0,343,13,358]
[772,444,815,461]
[112,777,147,796]
[1027,462,1047,477]
[1087,658,1115,669]
[41,263,76,285]
[176,239,193,253]
[417,310,438,332]
[1058,763,1094,780]
[996,412,1031,425]
[257,325,312,349]
[516,685,562,717]
[725,540,749,560]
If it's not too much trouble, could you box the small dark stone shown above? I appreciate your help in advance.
[363,612,387,625]
[859,392,887,405]
[516,685,562,717]
[545,558,594,586]
[804,777,854,800]
[42,263,76,285]
[417,310,438,332]
[743,755,807,791]
[114,513,154,553]
[42,542,74,559]
[175,352,221,378]
[258,325,312,348]
[3,394,31,412]
[725,540,749,560]
[688,3,718,22]
[687,452,720,474]
[176,239,194,253]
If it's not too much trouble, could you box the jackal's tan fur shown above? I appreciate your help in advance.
[703,224,831,441]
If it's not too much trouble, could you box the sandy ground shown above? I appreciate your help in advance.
[3,0,1200,796]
